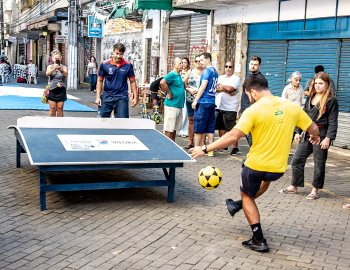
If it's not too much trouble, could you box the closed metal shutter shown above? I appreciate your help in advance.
[167,16,190,72]
[19,43,25,58]
[189,14,207,68]
[334,39,350,147]
[337,39,350,112]
[285,39,339,90]
[247,40,287,95]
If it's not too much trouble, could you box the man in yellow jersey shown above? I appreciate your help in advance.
[190,74,320,252]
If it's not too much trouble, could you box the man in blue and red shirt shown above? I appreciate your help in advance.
[95,43,138,118]
[191,52,218,157]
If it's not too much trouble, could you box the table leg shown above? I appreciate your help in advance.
[16,139,21,168]
[39,170,47,211]
[167,168,175,203]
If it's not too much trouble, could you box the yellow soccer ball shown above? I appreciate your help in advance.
[198,166,222,190]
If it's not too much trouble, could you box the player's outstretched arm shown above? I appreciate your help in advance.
[190,128,245,159]
[307,122,320,145]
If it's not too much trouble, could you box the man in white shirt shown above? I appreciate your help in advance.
[215,61,241,155]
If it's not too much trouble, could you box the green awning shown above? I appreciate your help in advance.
[91,0,210,22]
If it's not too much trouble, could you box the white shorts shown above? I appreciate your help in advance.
[164,105,183,132]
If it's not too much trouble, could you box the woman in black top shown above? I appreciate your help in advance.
[280,72,339,199]
[46,50,68,117]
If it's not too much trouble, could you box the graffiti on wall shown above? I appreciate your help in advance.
[167,41,174,72]
[167,38,220,71]
[189,39,207,68]
[102,33,143,82]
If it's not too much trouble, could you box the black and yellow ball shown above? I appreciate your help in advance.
[198,166,222,190]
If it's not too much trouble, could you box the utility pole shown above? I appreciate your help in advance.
[67,0,78,90]
[0,0,4,53]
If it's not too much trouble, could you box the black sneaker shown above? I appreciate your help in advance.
[225,199,242,217]
[230,148,240,156]
[242,237,269,252]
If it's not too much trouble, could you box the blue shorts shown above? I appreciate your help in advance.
[193,103,216,134]
[100,93,129,118]
[240,165,284,198]
[186,100,194,117]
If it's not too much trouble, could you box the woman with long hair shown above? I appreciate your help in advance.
[86,56,98,93]
[178,57,191,138]
[280,72,339,199]
[46,50,68,117]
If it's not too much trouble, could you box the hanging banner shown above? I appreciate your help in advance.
[88,16,103,38]
[61,20,69,36]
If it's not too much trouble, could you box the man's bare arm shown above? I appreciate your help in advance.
[160,79,172,99]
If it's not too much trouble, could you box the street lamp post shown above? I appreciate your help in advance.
[67,0,78,90]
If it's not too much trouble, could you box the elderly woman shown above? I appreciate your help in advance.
[282,71,304,106]
[46,50,68,117]
[280,72,339,199]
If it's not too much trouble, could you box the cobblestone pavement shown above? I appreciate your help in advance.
[0,76,349,270]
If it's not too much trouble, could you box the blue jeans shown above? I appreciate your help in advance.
[100,93,129,118]
[89,74,97,92]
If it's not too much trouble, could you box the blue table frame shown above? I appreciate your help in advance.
[14,128,186,210]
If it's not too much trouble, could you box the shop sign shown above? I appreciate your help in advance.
[39,37,46,44]
[55,35,65,43]
[28,33,39,40]
[61,20,69,36]
[8,36,16,42]
[88,16,103,38]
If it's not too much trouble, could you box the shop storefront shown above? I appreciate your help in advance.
[247,17,350,147]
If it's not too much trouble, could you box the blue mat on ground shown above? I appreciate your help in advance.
[0,96,96,112]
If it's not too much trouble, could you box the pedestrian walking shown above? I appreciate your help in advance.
[95,43,138,118]
[86,56,98,93]
[179,57,191,138]
[160,57,185,141]
[280,72,339,199]
[183,55,203,149]
[304,65,336,96]
[190,74,320,252]
[192,52,218,157]
[45,50,68,117]
[215,61,241,155]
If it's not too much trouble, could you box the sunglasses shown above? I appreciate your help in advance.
[225,65,233,68]
[195,60,200,63]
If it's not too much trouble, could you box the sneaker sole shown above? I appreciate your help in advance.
[242,243,269,252]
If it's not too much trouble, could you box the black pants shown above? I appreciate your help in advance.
[291,138,328,189]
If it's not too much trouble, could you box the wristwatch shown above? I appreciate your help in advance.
[202,145,208,154]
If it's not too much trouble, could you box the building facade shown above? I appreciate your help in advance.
[173,0,350,148]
